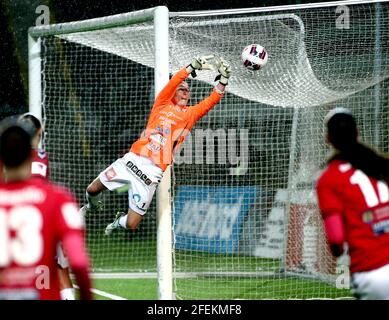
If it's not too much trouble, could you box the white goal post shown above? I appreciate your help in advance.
[28,0,389,300]
[28,6,173,300]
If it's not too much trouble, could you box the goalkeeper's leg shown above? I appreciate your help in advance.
[105,180,151,235]
[102,151,161,234]
[80,177,106,217]
[105,210,143,235]
[82,153,145,217]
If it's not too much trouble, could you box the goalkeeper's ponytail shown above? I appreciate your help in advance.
[326,109,389,184]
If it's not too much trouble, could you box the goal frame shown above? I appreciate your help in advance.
[28,6,172,300]
[28,0,388,300]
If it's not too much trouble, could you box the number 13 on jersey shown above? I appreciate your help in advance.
[0,206,43,267]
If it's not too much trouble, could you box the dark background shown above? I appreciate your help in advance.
[0,0,328,119]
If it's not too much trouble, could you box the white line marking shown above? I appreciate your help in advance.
[89,271,277,279]
[73,285,127,300]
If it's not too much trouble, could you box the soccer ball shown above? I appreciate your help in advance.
[241,44,268,71]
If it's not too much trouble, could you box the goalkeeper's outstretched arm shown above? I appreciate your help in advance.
[152,55,217,111]
[190,57,232,122]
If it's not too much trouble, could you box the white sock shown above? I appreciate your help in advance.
[119,215,128,229]
[60,288,75,300]
[86,191,101,208]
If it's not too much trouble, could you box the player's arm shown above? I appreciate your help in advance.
[57,192,92,300]
[316,177,345,257]
[190,58,231,122]
[323,214,345,257]
[152,55,216,111]
[62,232,92,300]
[190,89,223,122]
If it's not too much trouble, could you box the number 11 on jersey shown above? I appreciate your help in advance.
[350,170,389,207]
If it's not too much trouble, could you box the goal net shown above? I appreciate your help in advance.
[29,1,389,299]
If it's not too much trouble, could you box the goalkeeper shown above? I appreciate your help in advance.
[80,55,231,234]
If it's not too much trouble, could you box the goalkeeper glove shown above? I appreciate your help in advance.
[186,54,215,78]
[214,57,231,86]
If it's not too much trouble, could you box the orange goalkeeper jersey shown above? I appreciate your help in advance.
[131,67,223,171]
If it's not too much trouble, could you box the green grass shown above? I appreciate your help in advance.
[90,277,352,300]
[174,277,351,300]
[174,251,281,272]
[92,278,157,300]
[87,236,157,272]
[85,239,352,300]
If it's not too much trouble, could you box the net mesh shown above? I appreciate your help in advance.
[39,2,389,299]
[41,23,158,276]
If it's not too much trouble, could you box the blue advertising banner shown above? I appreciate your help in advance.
[173,185,258,254]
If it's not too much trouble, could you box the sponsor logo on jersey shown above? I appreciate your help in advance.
[155,125,170,135]
[132,194,146,212]
[126,160,152,186]
[161,110,184,120]
[363,203,389,235]
[31,162,47,178]
[147,141,161,153]
[372,220,389,235]
[150,133,166,146]
[132,194,141,203]
[0,187,46,205]
[362,210,374,223]
[0,288,39,300]
[37,149,47,159]
[104,167,117,181]
[159,116,177,125]
[175,107,188,113]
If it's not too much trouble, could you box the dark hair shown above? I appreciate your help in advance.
[18,113,42,135]
[0,117,33,168]
[326,109,389,182]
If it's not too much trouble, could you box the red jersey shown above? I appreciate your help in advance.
[316,160,389,273]
[0,178,85,299]
[0,149,49,183]
[31,148,49,179]
[131,67,223,171]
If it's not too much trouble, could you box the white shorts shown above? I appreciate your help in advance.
[99,152,163,215]
[351,263,389,300]
[56,242,69,269]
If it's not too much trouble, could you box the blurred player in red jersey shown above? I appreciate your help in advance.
[316,108,389,300]
[0,118,92,300]
[19,113,76,300]
[19,113,49,179]
[80,56,231,234]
